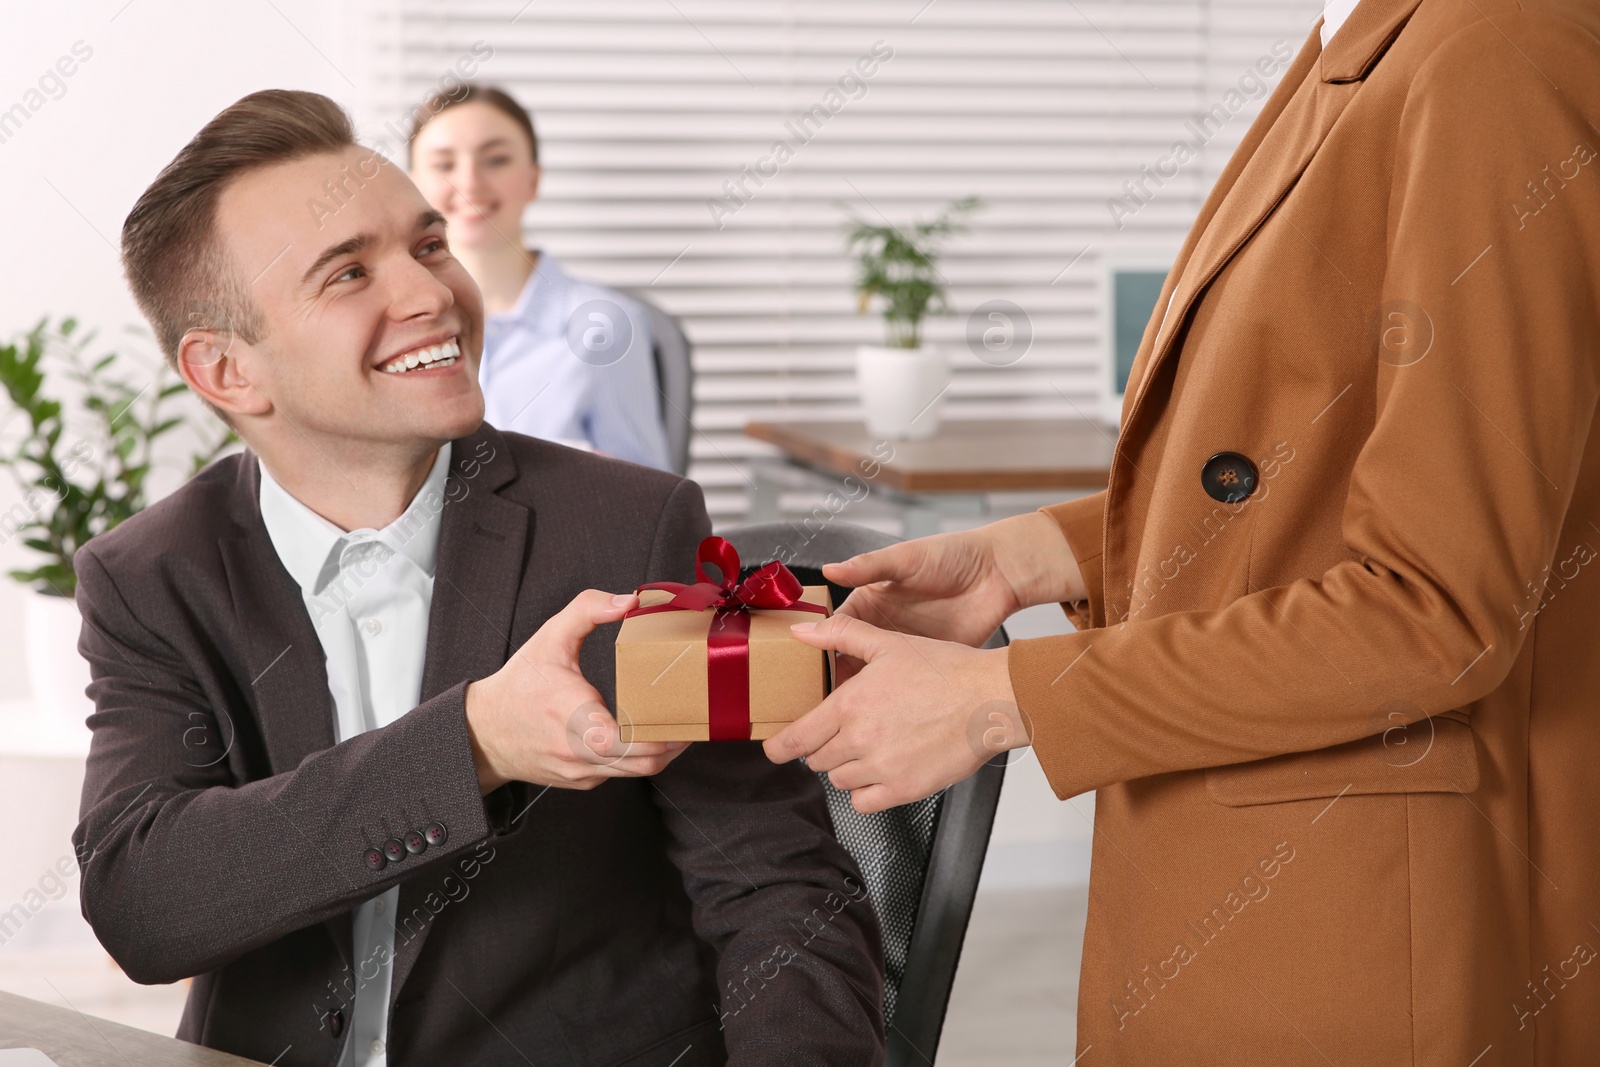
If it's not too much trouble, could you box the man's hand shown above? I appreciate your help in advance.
[762,614,1029,813]
[464,589,689,794]
[821,510,1084,681]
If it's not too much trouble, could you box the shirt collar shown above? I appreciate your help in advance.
[258,442,452,596]
[496,249,573,332]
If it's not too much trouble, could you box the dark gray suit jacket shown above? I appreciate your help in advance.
[71,423,885,1067]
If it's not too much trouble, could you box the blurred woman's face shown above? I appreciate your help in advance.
[409,102,540,251]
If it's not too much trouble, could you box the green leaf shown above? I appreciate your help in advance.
[842,196,982,344]
[0,315,225,591]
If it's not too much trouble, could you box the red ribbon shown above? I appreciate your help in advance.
[627,536,827,740]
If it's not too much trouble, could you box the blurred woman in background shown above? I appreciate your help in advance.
[408,85,671,471]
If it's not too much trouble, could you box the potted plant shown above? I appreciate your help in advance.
[0,317,233,734]
[846,195,981,439]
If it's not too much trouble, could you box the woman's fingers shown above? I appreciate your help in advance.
[822,539,924,589]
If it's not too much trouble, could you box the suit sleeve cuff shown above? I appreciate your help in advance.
[1039,491,1107,629]
[1008,630,1105,800]
[359,680,496,862]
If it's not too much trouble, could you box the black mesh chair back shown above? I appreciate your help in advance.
[724,521,1007,1066]
[622,288,694,475]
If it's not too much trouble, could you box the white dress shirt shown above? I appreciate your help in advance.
[258,443,451,1067]
[479,251,672,472]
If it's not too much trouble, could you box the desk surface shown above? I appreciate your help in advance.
[744,418,1116,493]
[0,991,264,1067]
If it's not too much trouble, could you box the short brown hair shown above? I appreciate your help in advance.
[121,90,357,373]
[407,84,538,165]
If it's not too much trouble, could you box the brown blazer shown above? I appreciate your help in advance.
[1007,0,1600,1062]
[72,424,884,1067]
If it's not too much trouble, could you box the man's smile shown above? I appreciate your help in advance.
[378,335,462,374]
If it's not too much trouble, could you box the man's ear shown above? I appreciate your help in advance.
[178,330,272,419]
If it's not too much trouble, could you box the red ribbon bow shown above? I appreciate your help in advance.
[627,536,827,740]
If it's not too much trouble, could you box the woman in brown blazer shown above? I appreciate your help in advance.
[768,0,1600,1061]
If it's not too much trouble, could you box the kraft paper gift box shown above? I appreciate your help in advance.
[614,540,834,743]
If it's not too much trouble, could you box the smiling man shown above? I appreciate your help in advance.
[72,90,884,1067]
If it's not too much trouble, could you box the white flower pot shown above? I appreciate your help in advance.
[855,344,949,440]
[25,592,95,735]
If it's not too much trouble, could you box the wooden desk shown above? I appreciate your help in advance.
[743,418,1115,536]
[0,991,264,1066]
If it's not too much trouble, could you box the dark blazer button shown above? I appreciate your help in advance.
[381,838,407,863]
[404,830,427,855]
[1201,451,1259,504]
[424,822,448,847]
[329,1008,345,1039]
[363,847,387,872]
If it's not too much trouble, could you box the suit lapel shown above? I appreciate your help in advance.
[1320,0,1427,84]
[1119,0,1424,446]
[1119,23,1342,447]
[219,426,529,981]
[1135,24,1324,376]
[390,424,528,1002]
[418,425,528,704]
[219,451,353,966]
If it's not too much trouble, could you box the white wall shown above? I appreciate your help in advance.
[0,0,374,702]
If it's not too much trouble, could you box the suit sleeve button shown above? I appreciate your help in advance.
[381,838,407,863]
[404,830,427,855]
[1201,451,1259,504]
[424,822,448,847]
[363,847,387,872]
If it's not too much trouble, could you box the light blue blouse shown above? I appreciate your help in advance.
[479,251,671,471]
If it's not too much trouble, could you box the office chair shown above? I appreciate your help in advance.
[724,521,1008,1066]
[623,288,695,476]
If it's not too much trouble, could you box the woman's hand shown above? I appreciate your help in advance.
[764,616,1027,813]
[823,511,1085,652]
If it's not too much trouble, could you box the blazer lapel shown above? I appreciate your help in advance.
[390,423,529,1003]
[1119,0,1424,449]
[1136,23,1324,374]
[219,429,530,986]
[1120,25,1345,448]
[418,424,528,704]
[219,532,337,770]
[218,450,353,966]
[1320,0,1427,84]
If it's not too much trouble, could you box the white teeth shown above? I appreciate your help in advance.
[382,338,458,374]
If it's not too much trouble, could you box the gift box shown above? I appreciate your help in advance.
[615,537,834,742]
